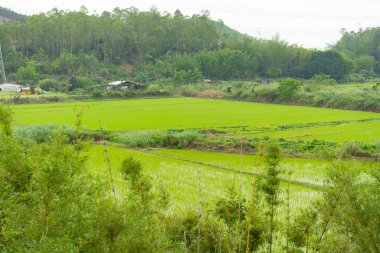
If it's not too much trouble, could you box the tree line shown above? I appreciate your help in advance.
[1,7,376,84]
[334,28,380,77]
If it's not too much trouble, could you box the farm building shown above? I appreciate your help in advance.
[0,83,20,91]
[104,80,145,90]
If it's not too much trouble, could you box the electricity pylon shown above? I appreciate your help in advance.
[0,43,6,83]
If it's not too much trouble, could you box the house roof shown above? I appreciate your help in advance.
[107,81,124,85]
[106,80,142,86]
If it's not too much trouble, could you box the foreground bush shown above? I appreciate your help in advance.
[0,107,174,252]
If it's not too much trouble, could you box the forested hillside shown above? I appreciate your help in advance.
[0,6,378,112]
[0,6,26,21]
[0,7,362,83]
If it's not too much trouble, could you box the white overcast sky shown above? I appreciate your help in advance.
[2,0,380,49]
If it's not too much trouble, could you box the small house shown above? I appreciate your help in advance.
[104,80,145,90]
[0,83,21,91]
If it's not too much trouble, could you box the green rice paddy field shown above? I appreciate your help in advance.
[10,97,380,214]
[87,145,320,215]
[11,97,380,143]
[87,145,376,215]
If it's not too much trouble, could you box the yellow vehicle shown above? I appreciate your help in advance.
[17,87,44,95]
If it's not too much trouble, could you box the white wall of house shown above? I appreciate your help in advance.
[0,84,20,91]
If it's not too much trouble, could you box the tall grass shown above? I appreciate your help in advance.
[174,82,380,112]
[111,129,204,148]
[14,124,76,143]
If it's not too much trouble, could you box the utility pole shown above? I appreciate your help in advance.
[0,43,6,83]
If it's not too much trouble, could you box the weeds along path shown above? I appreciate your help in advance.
[97,142,322,190]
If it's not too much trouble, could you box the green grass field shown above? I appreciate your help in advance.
[11,97,380,143]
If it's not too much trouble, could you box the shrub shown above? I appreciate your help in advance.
[173,69,203,85]
[39,78,70,92]
[308,74,337,86]
[14,124,77,144]
[347,73,367,83]
[373,83,380,91]
[337,142,366,159]
[112,130,203,148]
[68,76,92,91]
[181,88,201,97]
[198,90,225,99]
[252,85,279,102]
[2,94,66,104]
[91,90,103,98]
[144,84,168,96]
[278,78,301,100]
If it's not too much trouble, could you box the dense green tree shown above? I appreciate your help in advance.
[52,50,77,76]
[353,55,375,73]
[196,49,258,80]
[172,68,203,84]
[304,50,353,80]
[307,74,337,86]
[16,60,40,84]
[3,49,25,73]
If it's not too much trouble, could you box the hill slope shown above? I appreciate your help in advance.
[214,20,253,40]
[0,6,26,21]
